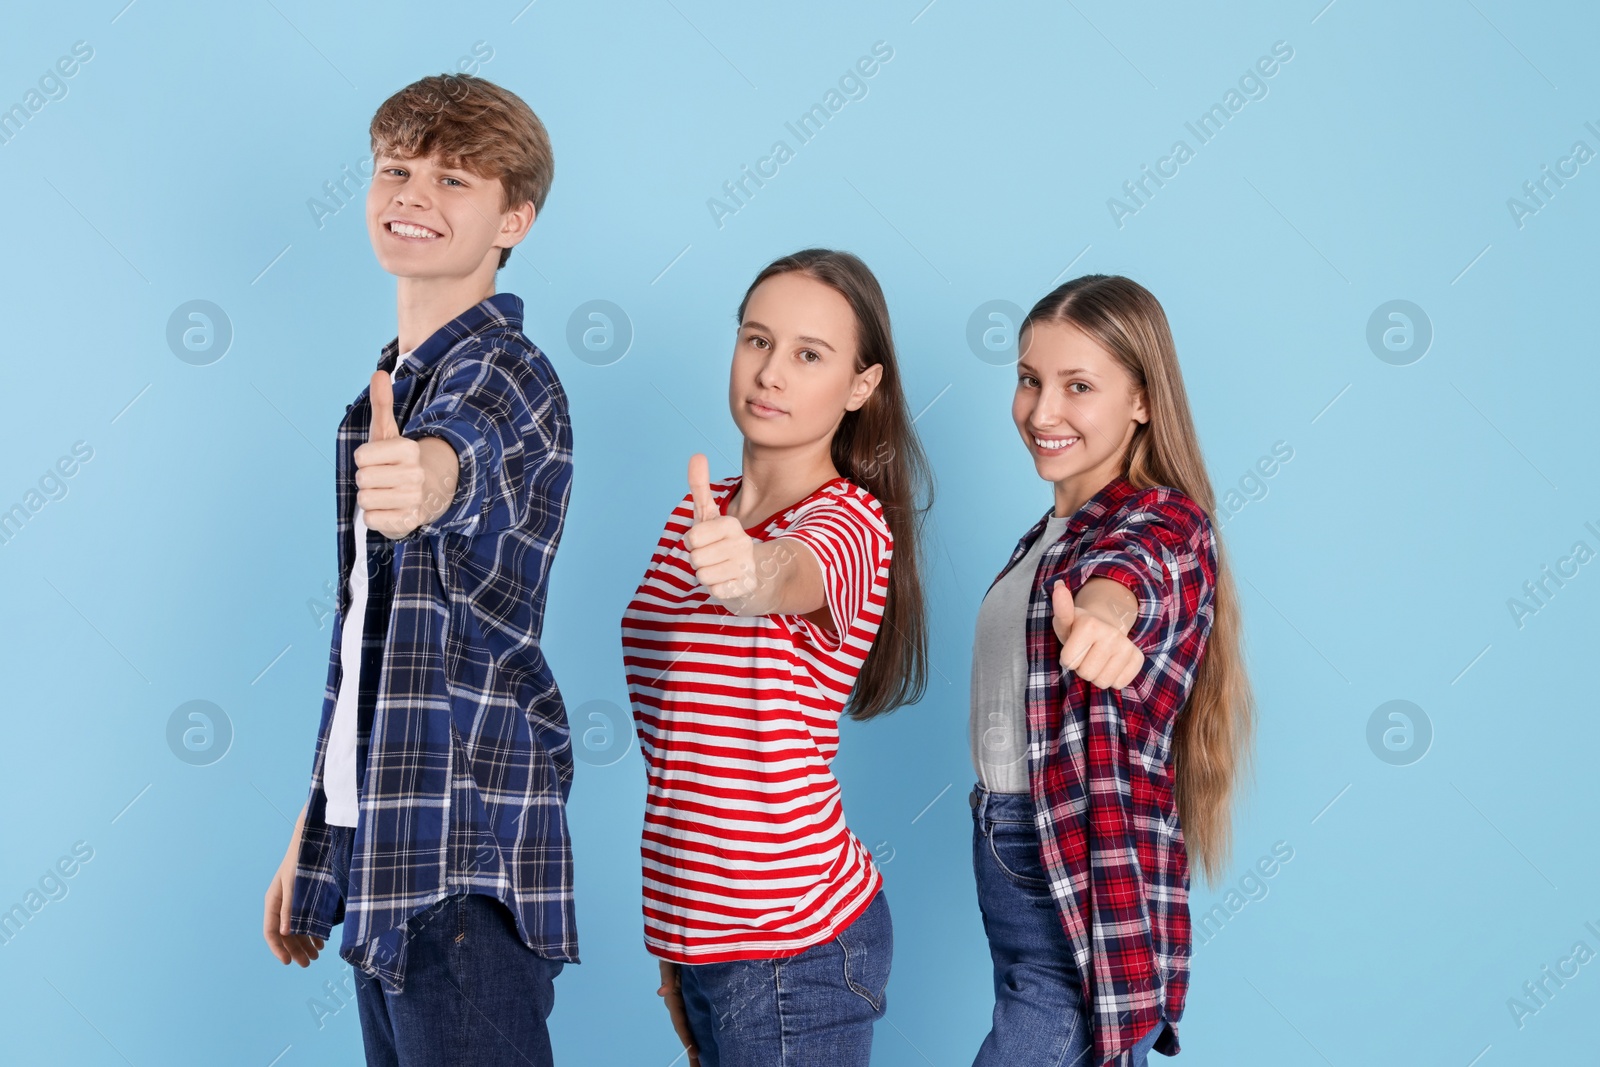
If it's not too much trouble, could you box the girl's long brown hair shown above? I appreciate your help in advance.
[1022,274,1255,888]
[737,249,932,721]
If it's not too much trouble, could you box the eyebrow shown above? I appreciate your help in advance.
[376,156,469,176]
[741,321,836,353]
[1016,361,1099,378]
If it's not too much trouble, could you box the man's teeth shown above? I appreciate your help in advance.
[390,222,439,238]
[1034,435,1079,449]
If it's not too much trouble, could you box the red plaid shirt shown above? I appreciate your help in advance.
[988,474,1217,1066]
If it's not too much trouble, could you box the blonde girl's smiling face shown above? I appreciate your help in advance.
[365,151,532,279]
[730,271,882,450]
[1013,319,1148,483]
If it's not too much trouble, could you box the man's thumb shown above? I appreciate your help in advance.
[687,453,717,522]
[369,370,399,441]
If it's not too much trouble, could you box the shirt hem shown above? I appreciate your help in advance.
[644,866,883,965]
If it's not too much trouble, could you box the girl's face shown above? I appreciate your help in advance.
[729,271,882,451]
[1012,320,1148,486]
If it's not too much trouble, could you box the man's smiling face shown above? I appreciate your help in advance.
[365,150,528,281]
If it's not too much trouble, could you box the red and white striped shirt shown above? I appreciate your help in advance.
[621,473,893,963]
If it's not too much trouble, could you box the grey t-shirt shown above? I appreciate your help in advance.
[969,514,1071,793]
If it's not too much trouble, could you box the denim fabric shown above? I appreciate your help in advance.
[325,822,564,1066]
[970,785,1165,1067]
[677,888,893,1067]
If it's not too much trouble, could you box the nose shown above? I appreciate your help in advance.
[1027,388,1064,431]
[754,348,783,389]
[393,178,428,209]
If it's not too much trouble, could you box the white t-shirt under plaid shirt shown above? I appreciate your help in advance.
[621,473,893,963]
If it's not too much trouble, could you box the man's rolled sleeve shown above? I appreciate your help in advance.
[401,349,552,539]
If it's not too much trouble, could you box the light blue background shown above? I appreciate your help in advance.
[2,1,1595,1063]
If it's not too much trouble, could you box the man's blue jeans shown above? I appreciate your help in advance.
[325,822,564,1067]
[676,887,893,1067]
[970,785,1165,1067]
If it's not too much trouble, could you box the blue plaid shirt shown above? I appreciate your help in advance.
[287,293,578,992]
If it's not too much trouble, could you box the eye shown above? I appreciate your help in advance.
[1068,381,1091,394]
[745,334,769,350]
[383,167,407,178]
[441,176,464,187]
[1018,374,1039,388]
[798,348,820,363]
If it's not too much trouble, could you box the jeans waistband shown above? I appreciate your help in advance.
[969,782,1036,827]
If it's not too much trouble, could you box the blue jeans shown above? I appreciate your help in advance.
[677,887,893,1067]
[970,785,1164,1067]
[325,823,564,1067]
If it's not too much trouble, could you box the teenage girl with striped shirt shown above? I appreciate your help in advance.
[620,248,931,1067]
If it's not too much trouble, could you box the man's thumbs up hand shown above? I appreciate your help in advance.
[683,453,757,606]
[368,368,400,441]
[354,370,429,539]
[1052,579,1145,690]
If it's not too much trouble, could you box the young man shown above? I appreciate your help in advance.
[261,73,576,1067]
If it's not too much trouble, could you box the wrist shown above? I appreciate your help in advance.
[415,435,461,526]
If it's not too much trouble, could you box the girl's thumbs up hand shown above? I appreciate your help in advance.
[684,454,758,605]
[1052,579,1145,690]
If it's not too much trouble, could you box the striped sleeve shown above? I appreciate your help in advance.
[777,491,893,652]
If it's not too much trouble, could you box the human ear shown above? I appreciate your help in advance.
[500,199,536,250]
[846,362,884,411]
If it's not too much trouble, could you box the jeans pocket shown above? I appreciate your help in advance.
[839,893,892,1015]
[985,821,1050,891]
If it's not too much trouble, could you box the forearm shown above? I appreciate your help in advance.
[1073,577,1139,635]
[721,538,821,617]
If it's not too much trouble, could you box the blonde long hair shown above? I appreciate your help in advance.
[1023,274,1254,888]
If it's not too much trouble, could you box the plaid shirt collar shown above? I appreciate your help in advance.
[376,290,524,381]
[993,476,1143,569]
[990,473,1207,1065]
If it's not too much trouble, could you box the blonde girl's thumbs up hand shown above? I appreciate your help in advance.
[1051,578,1146,690]
[684,453,759,606]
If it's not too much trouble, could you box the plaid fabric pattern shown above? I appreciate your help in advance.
[287,293,578,993]
[988,475,1217,1066]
